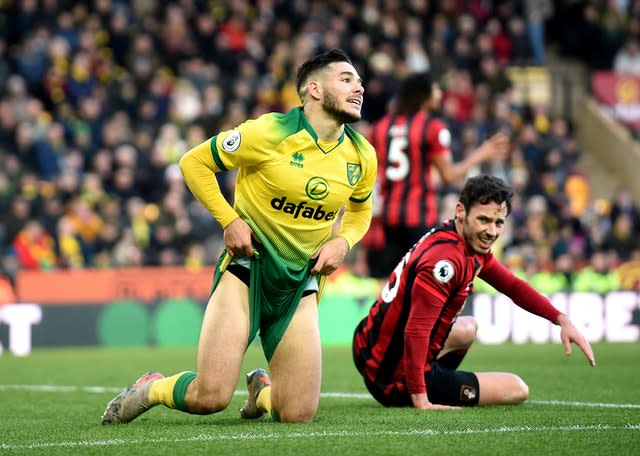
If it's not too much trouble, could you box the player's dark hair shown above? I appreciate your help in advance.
[296,48,353,95]
[459,175,514,215]
[394,72,433,115]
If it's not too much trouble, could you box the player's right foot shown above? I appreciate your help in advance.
[239,368,272,419]
[101,371,165,425]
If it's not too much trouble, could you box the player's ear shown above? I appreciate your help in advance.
[455,202,465,222]
[307,80,322,100]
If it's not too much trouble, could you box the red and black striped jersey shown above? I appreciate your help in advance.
[368,112,451,229]
[353,220,494,395]
[353,219,563,395]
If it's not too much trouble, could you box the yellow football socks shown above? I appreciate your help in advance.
[149,371,195,410]
[256,386,272,414]
[149,371,271,415]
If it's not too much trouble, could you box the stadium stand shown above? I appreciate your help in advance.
[1,0,639,298]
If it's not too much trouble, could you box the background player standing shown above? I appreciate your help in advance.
[364,72,510,279]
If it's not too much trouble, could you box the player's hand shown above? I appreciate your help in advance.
[310,237,349,275]
[410,393,460,410]
[479,132,510,161]
[557,314,596,367]
[223,218,259,257]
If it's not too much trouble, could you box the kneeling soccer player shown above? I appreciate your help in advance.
[101,49,377,424]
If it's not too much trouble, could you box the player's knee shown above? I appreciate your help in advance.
[508,375,529,404]
[456,316,478,347]
[190,387,232,414]
[274,403,317,423]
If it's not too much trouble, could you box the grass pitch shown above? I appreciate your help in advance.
[1,342,638,455]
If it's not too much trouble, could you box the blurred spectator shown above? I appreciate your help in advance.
[603,212,640,262]
[609,187,640,233]
[442,69,476,123]
[615,247,640,290]
[526,248,571,295]
[112,228,145,267]
[426,38,453,83]
[524,0,554,66]
[596,0,628,70]
[55,215,87,269]
[554,252,577,290]
[507,16,534,66]
[564,171,591,219]
[613,38,640,74]
[3,197,32,250]
[573,248,620,293]
[486,17,512,67]
[12,219,57,270]
[476,55,513,101]
[68,197,104,252]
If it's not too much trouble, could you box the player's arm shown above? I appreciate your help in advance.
[313,146,377,275]
[179,139,254,257]
[179,139,238,228]
[431,132,510,185]
[336,198,372,250]
[479,259,596,366]
[312,198,372,275]
[405,266,460,410]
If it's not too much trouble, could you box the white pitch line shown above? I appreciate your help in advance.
[529,400,640,409]
[1,424,638,451]
[1,384,640,409]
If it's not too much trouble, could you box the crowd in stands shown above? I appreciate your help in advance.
[551,0,640,139]
[1,0,639,302]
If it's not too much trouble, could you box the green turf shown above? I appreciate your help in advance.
[1,342,639,455]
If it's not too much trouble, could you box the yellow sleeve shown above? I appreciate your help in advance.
[179,139,239,228]
[336,198,372,250]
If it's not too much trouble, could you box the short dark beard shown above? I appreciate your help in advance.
[322,91,360,124]
[462,216,489,255]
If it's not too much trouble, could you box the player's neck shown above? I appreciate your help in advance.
[454,218,465,241]
[303,106,345,141]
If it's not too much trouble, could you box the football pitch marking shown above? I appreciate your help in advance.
[1,424,638,451]
[2,384,640,410]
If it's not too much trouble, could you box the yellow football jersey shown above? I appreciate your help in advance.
[210,107,377,269]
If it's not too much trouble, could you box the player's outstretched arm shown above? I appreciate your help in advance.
[556,314,596,367]
[432,131,510,184]
[476,131,511,162]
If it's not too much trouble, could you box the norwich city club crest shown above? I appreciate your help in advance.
[346,162,362,186]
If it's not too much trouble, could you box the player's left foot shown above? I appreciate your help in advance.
[239,368,271,419]
[101,371,165,425]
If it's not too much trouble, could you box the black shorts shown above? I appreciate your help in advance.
[362,361,480,407]
[366,225,430,279]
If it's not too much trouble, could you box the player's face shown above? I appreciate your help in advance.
[321,62,364,124]
[456,201,508,255]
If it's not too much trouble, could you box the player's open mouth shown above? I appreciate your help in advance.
[478,237,493,248]
[347,98,362,107]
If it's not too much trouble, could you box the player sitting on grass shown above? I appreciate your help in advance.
[353,175,596,410]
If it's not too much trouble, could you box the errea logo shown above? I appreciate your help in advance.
[290,152,304,168]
